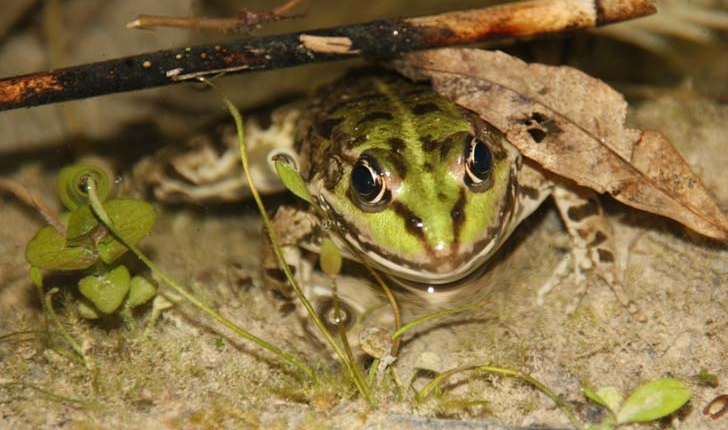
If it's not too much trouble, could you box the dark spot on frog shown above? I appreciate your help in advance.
[423,162,433,171]
[421,134,442,153]
[392,202,425,240]
[278,302,296,316]
[387,137,406,153]
[346,135,368,149]
[324,93,386,115]
[356,111,394,126]
[324,156,343,190]
[316,117,343,139]
[590,230,608,247]
[388,152,408,178]
[576,229,590,239]
[567,199,600,222]
[161,163,192,185]
[412,103,441,115]
[451,189,467,238]
[597,248,614,263]
[265,268,292,284]
[403,87,431,97]
[518,185,541,201]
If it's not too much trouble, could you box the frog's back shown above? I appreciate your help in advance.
[296,72,481,179]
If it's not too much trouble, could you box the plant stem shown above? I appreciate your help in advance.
[391,301,486,340]
[44,288,85,361]
[207,79,374,404]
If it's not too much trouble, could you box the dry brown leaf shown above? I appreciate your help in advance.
[393,48,728,242]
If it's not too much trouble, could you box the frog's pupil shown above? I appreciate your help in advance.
[470,139,492,178]
[351,159,379,200]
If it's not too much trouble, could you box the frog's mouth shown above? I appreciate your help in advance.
[320,193,518,285]
[350,226,513,284]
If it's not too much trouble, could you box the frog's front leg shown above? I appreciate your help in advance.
[261,205,392,351]
[542,184,646,322]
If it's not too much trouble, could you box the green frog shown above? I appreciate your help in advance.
[137,71,641,340]
[260,71,641,329]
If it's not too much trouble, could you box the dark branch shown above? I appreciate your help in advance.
[0,0,655,111]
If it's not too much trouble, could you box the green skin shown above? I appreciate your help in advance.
[296,73,523,284]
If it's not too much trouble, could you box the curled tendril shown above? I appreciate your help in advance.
[57,164,111,211]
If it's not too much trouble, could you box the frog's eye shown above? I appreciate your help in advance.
[464,137,494,192]
[350,155,389,208]
[317,299,357,333]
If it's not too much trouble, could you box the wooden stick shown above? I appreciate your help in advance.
[0,0,655,112]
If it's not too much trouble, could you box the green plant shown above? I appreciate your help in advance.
[583,379,691,429]
[26,165,158,327]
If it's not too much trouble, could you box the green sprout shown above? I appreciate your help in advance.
[583,379,691,429]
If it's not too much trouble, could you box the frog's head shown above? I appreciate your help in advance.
[306,75,521,285]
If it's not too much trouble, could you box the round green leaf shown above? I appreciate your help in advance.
[78,265,131,314]
[77,298,101,319]
[127,276,157,308]
[274,157,312,204]
[97,199,157,264]
[593,386,623,415]
[29,266,44,288]
[25,225,97,270]
[66,204,100,244]
[617,378,691,423]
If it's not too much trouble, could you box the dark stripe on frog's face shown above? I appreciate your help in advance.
[450,187,467,243]
[303,73,520,283]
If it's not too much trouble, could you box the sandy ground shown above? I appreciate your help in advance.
[1,1,727,429]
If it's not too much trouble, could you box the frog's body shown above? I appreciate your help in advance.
[137,72,639,339]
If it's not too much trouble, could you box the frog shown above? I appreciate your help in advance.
[260,71,642,325]
[136,69,643,342]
